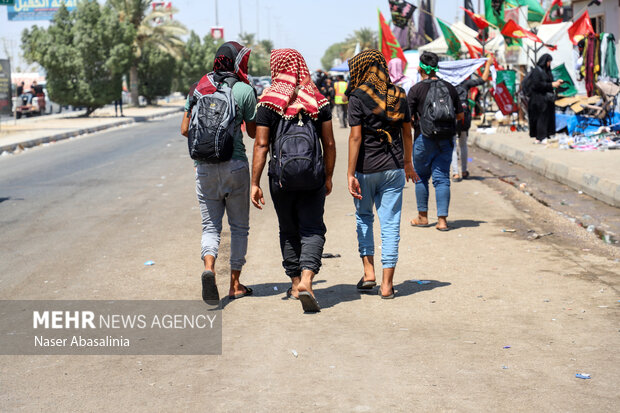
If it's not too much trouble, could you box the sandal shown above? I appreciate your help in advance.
[357,276,377,290]
[410,217,432,227]
[452,174,462,182]
[462,171,470,179]
[378,286,395,299]
[298,291,321,312]
[286,287,299,300]
[228,285,253,300]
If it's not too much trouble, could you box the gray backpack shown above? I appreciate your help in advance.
[420,79,456,140]
[187,77,237,162]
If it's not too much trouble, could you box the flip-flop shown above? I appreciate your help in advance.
[228,285,253,300]
[436,226,451,232]
[452,175,462,182]
[378,286,395,299]
[410,218,432,227]
[298,291,321,312]
[462,171,470,179]
[286,287,299,300]
[201,271,220,305]
[356,276,377,290]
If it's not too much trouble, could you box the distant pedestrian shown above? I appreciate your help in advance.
[251,48,336,313]
[527,54,563,143]
[320,77,335,111]
[388,57,414,95]
[333,75,349,128]
[16,81,24,98]
[407,51,463,231]
[451,56,491,181]
[346,49,418,299]
[180,41,257,305]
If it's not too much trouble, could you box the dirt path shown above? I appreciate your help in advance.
[1,122,618,412]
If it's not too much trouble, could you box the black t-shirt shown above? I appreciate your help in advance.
[407,78,462,139]
[456,77,484,109]
[255,105,332,143]
[347,94,411,174]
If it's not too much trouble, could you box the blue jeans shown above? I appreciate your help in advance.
[195,160,250,271]
[354,169,405,268]
[413,136,453,217]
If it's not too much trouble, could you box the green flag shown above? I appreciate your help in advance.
[505,0,545,22]
[551,64,578,97]
[484,0,505,26]
[496,70,517,100]
[437,19,461,58]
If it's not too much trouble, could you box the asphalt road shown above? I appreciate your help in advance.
[1,118,619,411]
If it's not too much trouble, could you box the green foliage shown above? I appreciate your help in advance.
[22,2,134,116]
[138,45,176,104]
[175,31,224,95]
[238,33,272,76]
[321,27,377,70]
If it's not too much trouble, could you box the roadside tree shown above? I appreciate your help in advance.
[22,2,134,116]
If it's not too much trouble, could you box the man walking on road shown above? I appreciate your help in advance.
[407,52,463,231]
[251,49,336,313]
[334,75,349,128]
[180,41,257,305]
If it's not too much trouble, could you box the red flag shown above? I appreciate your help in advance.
[567,10,595,45]
[542,0,563,24]
[464,41,481,59]
[459,6,489,30]
[378,10,407,65]
[500,19,543,43]
[491,82,516,115]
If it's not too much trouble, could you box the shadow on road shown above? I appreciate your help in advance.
[219,280,327,309]
[315,279,451,309]
[450,219,486,229]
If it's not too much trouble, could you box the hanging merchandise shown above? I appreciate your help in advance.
[581,34,601,97]
[601,34,618,80]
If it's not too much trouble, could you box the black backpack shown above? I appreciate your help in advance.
[187,77,237,163]
[520,66,539,98]
[420,79,456,140]
[269,115,325,191]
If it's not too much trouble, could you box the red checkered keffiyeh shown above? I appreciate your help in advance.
[258,49,328,120]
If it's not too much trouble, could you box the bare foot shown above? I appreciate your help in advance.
[288,276,301,299]
[297,271,315,298]
[436,216,449,231]
[228,283,249,297]
[410,215,429,226]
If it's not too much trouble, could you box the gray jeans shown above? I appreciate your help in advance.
[195,160,250,271]
[451,131,468,175]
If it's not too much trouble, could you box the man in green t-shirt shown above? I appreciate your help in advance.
[181,42,257,305]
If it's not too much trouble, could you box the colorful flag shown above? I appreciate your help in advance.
[551,63,577,97]
[568,10,594,45]
[464,41,481,59]
[484,0,505,27]
[389,0,416,29]
[437,19,462,58]
[542,0,563,24]
[505,0,545,22]
[414,0,438,46]
[491,81,516,115]
[378,10,407,65]
[500,19,543,43]
[460,6,489,30]
[462,0,477,30]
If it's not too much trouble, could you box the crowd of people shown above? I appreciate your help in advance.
[180,41,480,312]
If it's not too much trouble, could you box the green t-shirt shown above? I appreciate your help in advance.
[185,81,257,162]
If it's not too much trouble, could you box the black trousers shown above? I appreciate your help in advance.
[269,180,326,278]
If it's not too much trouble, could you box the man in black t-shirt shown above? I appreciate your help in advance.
[407,52,463,231]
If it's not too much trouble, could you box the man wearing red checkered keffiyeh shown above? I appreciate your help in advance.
[258,49,329,120]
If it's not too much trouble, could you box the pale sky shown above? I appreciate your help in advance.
[0,0,468,71]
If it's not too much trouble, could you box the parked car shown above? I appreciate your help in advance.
[248,75,264,96]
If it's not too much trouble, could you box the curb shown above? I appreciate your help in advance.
[0,107,183,154]
[469,132,620,208]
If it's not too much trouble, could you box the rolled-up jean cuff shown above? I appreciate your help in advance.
[201,249,218,261]
[381,261,397,268]
[285,269,302,278]
[359,248,375,258]
[301,266,320,275]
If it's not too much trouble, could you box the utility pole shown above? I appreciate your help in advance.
[266,6,272,40]
[256,0,260,41]
[238,0,243,35]
[215,0,219,26]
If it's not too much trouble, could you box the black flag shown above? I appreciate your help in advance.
[463,0,476,31]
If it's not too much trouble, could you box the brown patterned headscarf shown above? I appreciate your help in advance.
[345,49,407,125]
